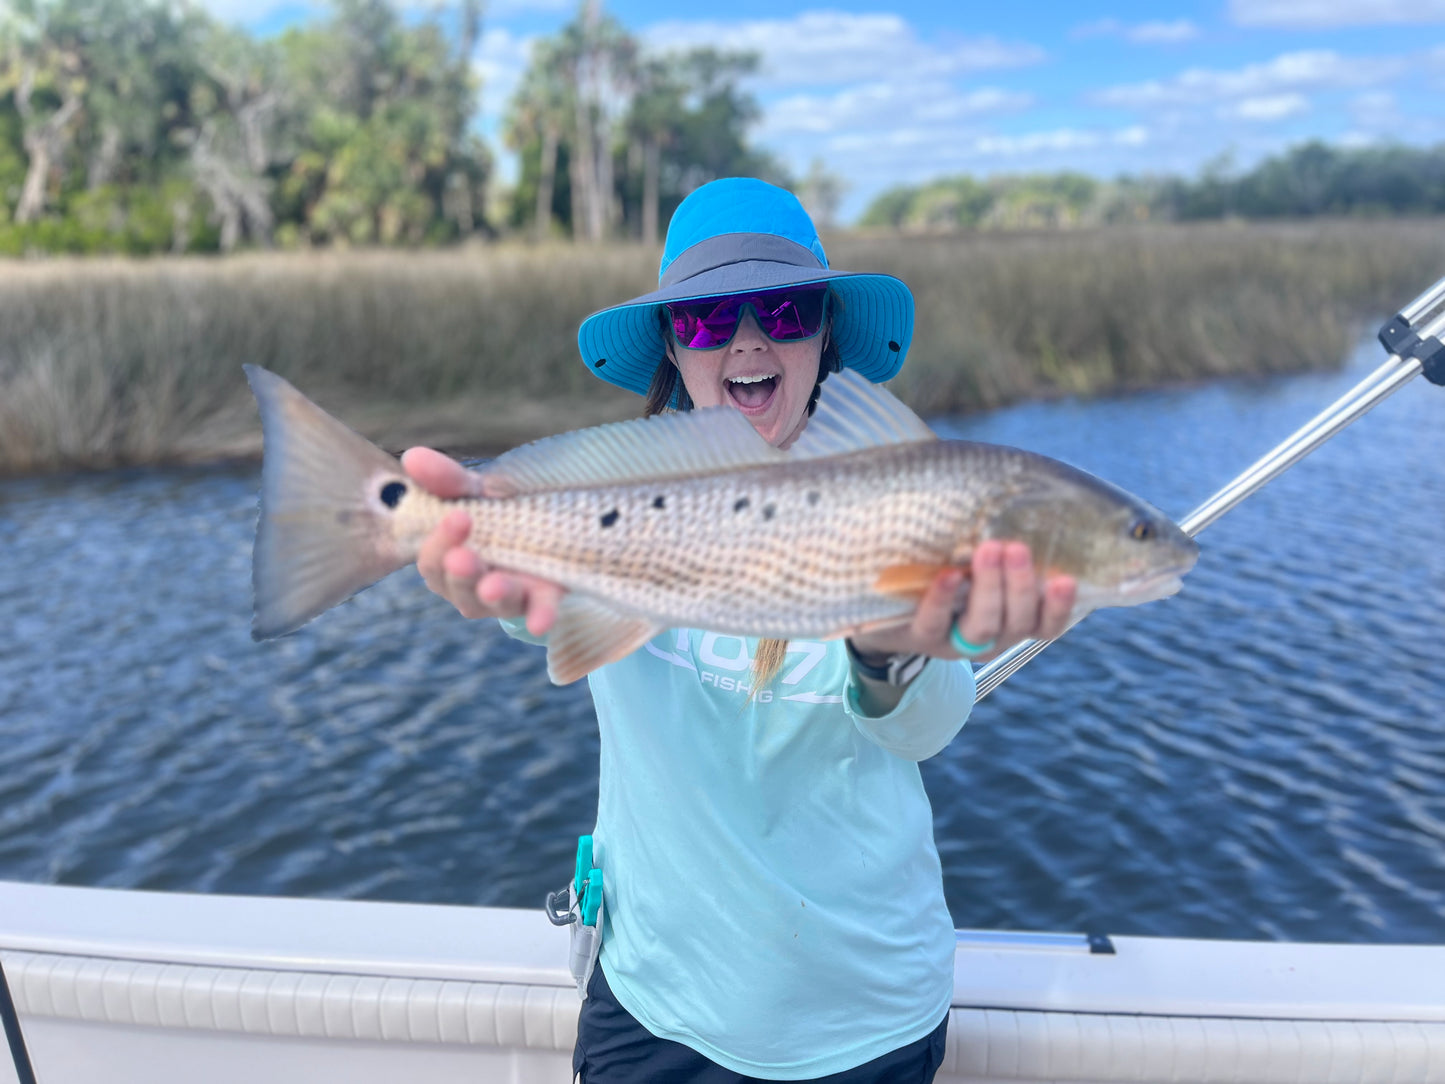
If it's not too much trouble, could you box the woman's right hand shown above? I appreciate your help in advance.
[402,447,567,636]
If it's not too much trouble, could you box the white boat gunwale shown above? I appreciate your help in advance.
[4,881,1444,1084]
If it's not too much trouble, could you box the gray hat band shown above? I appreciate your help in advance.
[659,233,824,290]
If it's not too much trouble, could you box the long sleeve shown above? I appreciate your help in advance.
[843,657,975,762]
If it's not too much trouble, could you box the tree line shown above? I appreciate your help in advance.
[0,0,805,256]
[0,0,493,254]
[860,142,1445,231]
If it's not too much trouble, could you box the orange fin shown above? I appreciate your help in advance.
[545,594,659,685]
[836,613,914,639]
[872,562,959,600]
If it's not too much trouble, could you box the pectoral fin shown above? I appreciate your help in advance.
[872,562,969,600]
[546,594,659,685]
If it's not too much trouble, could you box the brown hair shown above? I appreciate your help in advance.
[643,293,843,695]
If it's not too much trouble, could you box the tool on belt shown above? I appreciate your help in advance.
[545,835,605,999]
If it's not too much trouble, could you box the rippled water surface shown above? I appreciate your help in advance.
[3,340,1443,942]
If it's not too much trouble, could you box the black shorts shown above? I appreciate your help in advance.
[574,966,949,1083]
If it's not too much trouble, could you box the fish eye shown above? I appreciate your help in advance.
[1129,519,1154,542]
[379,481,407,508]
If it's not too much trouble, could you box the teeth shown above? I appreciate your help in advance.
[728,374,776,385]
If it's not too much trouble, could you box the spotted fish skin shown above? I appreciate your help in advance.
[417,445,985,638]
[245,365,1198,683]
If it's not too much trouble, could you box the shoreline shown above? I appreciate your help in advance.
[0,357,1364,483]
[3,220,1441,477]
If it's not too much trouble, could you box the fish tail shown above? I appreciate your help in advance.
[244,366,414,640]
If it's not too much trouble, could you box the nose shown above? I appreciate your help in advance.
[730,309,769,353]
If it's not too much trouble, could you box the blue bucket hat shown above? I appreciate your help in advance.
[577,178,914,397]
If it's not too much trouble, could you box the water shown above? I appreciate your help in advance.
[2,339,1442,943]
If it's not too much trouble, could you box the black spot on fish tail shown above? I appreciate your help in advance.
[600,509,620,528]
[652,495,666,509]
[734,497,750,513]
[762,503,775,521]
[380,481,407,508]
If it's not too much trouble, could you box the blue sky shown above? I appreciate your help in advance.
[222,0,1445,222]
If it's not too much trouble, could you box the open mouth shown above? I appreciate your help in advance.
[727,374,778,412]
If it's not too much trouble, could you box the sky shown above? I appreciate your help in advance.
[225,0,1445,223]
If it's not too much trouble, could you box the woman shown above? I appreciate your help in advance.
[404,179,1075,1082]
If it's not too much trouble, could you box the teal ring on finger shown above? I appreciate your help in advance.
[950,625,996,658]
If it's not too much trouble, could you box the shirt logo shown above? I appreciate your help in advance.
[645,632,844,705]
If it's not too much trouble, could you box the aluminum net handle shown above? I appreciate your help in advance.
[973,272,1445,703]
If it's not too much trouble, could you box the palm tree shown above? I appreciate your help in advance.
[505,38,570,241]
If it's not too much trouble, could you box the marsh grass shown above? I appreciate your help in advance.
[2,220,1442,475]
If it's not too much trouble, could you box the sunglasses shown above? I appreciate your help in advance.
[665,286,829,351]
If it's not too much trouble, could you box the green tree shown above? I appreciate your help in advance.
[619,47,785,238]
[623,52,684,245]
[505,36,571,240]
[556,0,636,242]
[183,22,284,250]
[795,158,846,230]
[0,0,210,249]
[1,0,89,223]
[278,0,488,245]
[858,185,915,229]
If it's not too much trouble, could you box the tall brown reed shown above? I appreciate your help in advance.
[1,220,1441,475]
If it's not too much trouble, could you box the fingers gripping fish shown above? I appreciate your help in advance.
[244,365,1199,685]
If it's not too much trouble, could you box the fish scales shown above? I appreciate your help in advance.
[398,441,1043,639]
[243,363,1198,682]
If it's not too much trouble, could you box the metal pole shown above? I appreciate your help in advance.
[0,957,36,1084]
[974,276,1445,703]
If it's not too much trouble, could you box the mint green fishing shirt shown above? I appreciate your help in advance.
[504,621,974,1079]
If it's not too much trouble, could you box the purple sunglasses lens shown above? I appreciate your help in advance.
[673,297,746,349]
[668,287,826,349]
[756,289,826,339]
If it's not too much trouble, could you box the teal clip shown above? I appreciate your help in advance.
[581,869,603,927]
[573,836,594,897]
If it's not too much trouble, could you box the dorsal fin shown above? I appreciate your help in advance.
[787,368,936,460]
[479,402,784,496]
[479,367,934,497]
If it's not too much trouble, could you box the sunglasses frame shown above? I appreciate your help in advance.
[665,286,830,352]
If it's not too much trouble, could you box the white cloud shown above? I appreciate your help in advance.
[1231,0,1445,26]
[643,11,1043,88]
[763,83,1030,137]
[1094,50,1403,109]
[1228,93,1310,121]
[1076,18,1201,43]
[1131,19,1202,43]
[970,125,1149,157]
[474,27,535,118]
[489,0,572,14]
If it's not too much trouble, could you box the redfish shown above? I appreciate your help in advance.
[245,365,1198,684]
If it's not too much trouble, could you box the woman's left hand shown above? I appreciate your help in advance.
[848,540,1077,666]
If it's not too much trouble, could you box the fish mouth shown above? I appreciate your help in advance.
[1116,566,1192,603]
[1075,566,1192,610]
[726,373,779,413]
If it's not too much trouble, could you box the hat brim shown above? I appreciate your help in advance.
[578,262,915,397]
